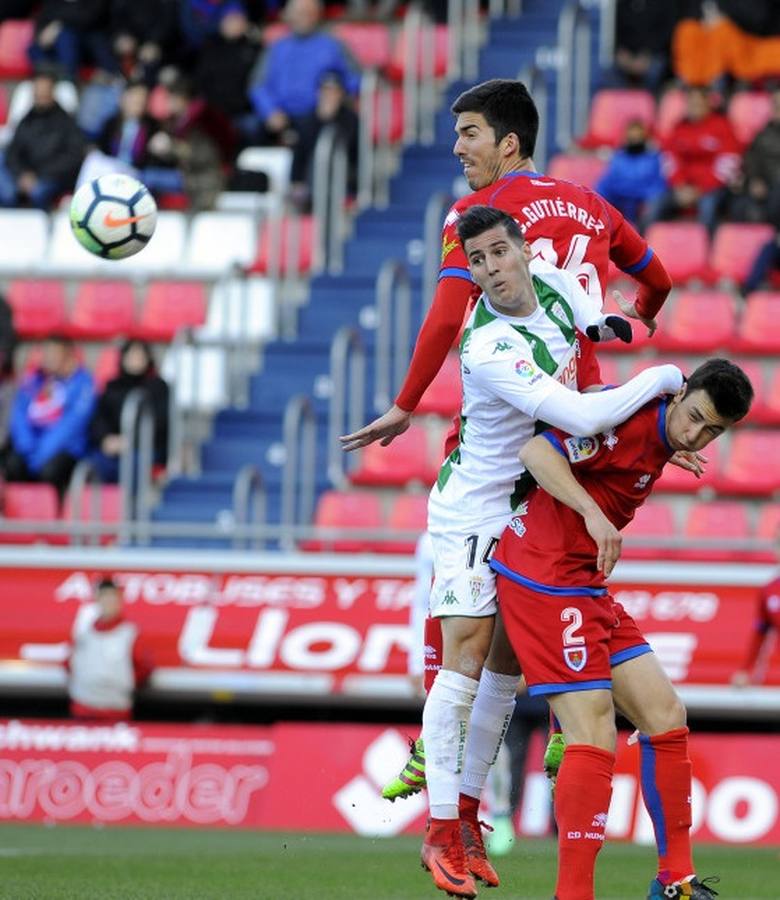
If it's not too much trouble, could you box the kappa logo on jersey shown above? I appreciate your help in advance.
[492,340,514,354]
[564,436,599,462]
[634,473,651,490]
[564,646,588,672]
[441,233,459,263]
[514,359,544,384]
[603,428,618,450]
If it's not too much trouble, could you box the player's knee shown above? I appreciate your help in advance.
[646,696,687,734]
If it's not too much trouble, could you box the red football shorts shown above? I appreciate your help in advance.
[496,574,652,697]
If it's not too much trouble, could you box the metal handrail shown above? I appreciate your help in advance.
[518,63,549,172]
[118,388,155,546]
[556,0,592,150]
[311,124,349,275]
[66,459,111,547]
[328,327,365,488]
[374,259,412,412]
[282,394,317,548]
[232,464,266,550]
[422,191,454,319]
[402,4,422,144]
[598,0,616,68]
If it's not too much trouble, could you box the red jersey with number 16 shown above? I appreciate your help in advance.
[440,170,655,308]
[491,396,675,593]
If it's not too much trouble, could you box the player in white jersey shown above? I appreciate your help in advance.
[419,207,684,899]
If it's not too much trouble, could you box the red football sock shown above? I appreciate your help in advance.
[638,727,694,884]
[554,744,615,900]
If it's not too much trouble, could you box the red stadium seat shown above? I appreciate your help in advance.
[684,500,752,562]
[351,424,436,487]
[7,280,67,338]
[63,484,122,545]
[0,84,8,126]
[656,291,735,353]
[1,483,59,544]
[93,345,121,391]
[734,292,780,354]
[655,442,721,493]
[70,281,136,339]
[303,489,383,552]
[385,492,429,553]
[332,23,392,69]
[756,504,780,541]
[643,223,711,284]
[252,215,317,276]
[417,353,461,416]
[756,364,780,426]
[622,499,677,559]
[728,92,772,145]
[0,19,33,79]
[578,89,656,149]
[546,154,608,188]
[709,223,775,284]
[387,24,449,80]
[655,87,686,139]
[136,282,207,340]
[715,431,780,496]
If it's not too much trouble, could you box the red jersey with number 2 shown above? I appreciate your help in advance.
[492,397,675,592]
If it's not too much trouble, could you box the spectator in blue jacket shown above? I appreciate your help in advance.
[595,120,668,230]
[3,336,95,498]
[246,0,359,148]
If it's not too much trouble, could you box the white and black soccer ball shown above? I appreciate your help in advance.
[70,173,157,259]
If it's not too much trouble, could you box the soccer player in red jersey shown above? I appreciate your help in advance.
[491,359,754,900]
[732,532,780,685]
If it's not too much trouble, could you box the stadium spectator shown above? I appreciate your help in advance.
[729,88,780,225]
[89,339,169,484]
[28,0,119,82]
[742,227,780,296]
[0,69,85,210]
[109,0,179,84]
[732,529,780,686]
[0,294,17,460]
[67,576,153,721]
[650,86,741,234]
[289,68,359,210]
[612,0,678,90]
[85,79,184,198]
[179,0,248,53]
[157,77,234,209]
[246,0,359,148]
[595,120,667,229]
[3,335,95,499]
[194,8,262,127]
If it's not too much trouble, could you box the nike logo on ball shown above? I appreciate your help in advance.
[103,211,149,228]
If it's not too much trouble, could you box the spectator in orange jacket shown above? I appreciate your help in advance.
[647,86,742,234]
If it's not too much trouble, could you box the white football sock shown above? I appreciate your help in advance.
[460,668,520,801]
[422,668,479,819]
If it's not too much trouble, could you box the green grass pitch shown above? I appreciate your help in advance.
[0,825,776,899]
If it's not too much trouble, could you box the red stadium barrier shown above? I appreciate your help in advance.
[0,719,777,847]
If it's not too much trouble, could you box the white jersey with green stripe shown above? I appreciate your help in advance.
[430,257,602,523]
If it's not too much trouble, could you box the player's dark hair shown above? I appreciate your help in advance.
[451,79,538,158]
[96,577,118,593]
[685,358,754,422]
[456,205,524,249]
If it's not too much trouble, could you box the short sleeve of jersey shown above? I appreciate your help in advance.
[469,340,558,418]
[439,205,473,284]
[541,428,607,469]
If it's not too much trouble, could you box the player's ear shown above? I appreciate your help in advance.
[522,241,532,261]
[501,131,520,157]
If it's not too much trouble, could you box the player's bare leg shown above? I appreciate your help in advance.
[420,614,493,899]
[546,689,616,900]
[611,654,718,900]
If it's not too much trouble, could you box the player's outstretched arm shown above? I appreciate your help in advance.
[520,436,622,576]
[340,276,473,451]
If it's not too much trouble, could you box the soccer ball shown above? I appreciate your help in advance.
[70,173,157,260]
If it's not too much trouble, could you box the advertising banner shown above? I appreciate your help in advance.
[0,720,777,847]
[0,562,777,692]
